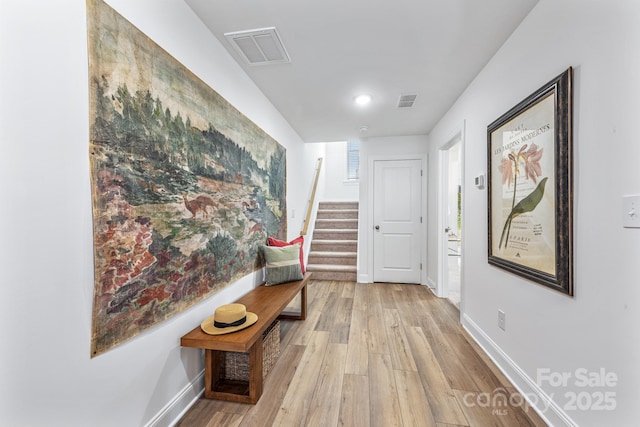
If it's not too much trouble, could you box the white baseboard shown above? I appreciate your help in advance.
[357,273,370,283]
[144,370,204,427]
[462,314,577,427]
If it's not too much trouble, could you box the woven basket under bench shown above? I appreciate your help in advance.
[219,320,280,381]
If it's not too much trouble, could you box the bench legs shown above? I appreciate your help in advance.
[277,285,307,321]
[203,340,263,404]
[248,340,263,403]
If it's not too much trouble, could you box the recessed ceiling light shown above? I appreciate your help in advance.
[354,94,372,106]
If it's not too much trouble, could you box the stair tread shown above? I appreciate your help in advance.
[309,251,356,257]
[306,264,357,271]
[313,234,357,238]
[313,239,357,242]
[311,240,357,244]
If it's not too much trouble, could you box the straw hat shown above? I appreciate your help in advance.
[200,303,258,335]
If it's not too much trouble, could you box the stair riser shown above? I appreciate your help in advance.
[318,202,358,210]
[313,230,358,240]
[311,242,357,252]
[314,219,358,230]
[308,270,357,281]
[316,210,359,220]
[307,255,356,265]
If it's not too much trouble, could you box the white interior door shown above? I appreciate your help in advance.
[373,159,422,283]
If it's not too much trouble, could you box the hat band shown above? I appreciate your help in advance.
[214,316,247,329]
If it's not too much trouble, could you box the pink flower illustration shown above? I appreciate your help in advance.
[498,156,514,188]
[496,142,547,250]
[498,145,527,188]
[523,143,543,184]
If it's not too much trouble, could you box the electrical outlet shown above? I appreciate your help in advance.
[498,310,506,331]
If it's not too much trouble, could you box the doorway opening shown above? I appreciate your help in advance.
[439,129,463,307]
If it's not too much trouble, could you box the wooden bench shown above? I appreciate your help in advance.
[180,272,312,404]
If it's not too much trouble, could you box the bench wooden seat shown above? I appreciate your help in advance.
[181,272,312,404]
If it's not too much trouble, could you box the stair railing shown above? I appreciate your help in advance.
[300,157,323,236]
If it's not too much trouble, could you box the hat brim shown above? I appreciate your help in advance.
[200,311,258,335]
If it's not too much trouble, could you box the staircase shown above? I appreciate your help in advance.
[306,201,358,282]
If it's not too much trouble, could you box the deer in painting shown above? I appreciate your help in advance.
[182,195,216,219]
[248,222,263,235]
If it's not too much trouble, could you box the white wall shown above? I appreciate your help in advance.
[357,135,428,283]
[321,141,360,202]
[0,1,310,426]
[427,0,640,425]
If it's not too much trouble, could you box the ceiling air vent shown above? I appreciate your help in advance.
[224,27,291,65]
[397,93,417,108]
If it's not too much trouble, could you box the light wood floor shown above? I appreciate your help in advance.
[177,281,548,427]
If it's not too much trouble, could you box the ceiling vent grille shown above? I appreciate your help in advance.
[224,27,291,65]
[397,93,418,108]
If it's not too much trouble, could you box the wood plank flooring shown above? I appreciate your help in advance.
[176,281,548,427]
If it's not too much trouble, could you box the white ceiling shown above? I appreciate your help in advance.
[185,0,539,142]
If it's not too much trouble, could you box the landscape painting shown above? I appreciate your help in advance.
[87,0,287,356]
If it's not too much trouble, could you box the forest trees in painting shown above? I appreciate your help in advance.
[87,0,286,356]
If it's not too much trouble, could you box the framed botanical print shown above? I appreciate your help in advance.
[487,68,573,296]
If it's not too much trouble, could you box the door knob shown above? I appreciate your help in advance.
[375,225,380,230]
[445,227,451,233]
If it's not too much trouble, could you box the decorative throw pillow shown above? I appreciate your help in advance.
[261,244,304,286]
[267,235,306,273]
